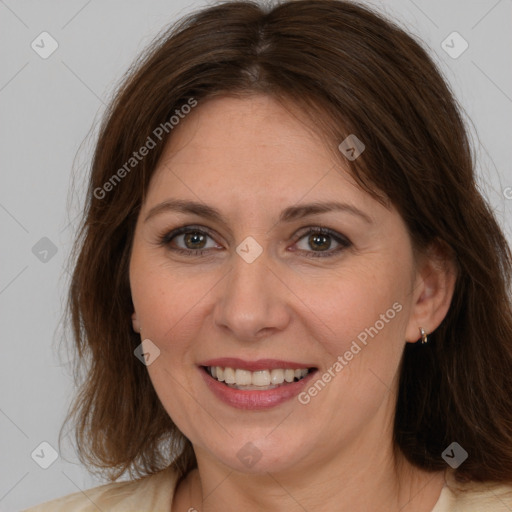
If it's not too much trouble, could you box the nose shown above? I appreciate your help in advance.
[213,251,291,341]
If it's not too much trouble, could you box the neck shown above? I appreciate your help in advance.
[176,442,446,512]
[174,385,446,512]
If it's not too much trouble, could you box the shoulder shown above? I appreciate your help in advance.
[22,465,180,512]
[433,471,512,511]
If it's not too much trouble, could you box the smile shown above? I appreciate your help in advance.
[205,366,311,389]
[198,359,318,410]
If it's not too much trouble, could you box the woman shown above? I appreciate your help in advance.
[24,0,512,510]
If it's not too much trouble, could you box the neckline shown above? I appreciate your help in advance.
[429,470,450,512]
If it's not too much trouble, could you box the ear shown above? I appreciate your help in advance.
[131,311,141,334]
[405,241,457,343]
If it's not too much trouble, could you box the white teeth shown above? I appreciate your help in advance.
[208,366,311,388]
[235,369,252,386]
[284,369,295,383]
[252,370,270,386]
[223,367,236,384]
[270,369,285,385]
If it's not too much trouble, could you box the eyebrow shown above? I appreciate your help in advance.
[144,199,372,225]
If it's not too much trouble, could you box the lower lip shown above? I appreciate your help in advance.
[199,367,317,410]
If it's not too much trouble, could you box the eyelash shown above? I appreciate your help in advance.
[158,224,352,258]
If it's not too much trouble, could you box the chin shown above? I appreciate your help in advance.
[206,433,317,475]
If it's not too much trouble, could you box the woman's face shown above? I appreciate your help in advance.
[129,94,424,474]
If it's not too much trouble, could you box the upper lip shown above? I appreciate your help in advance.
[199,358,316,371]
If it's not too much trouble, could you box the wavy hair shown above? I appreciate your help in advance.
[60,0,512,484]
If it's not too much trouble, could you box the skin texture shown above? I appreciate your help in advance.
[129,94,456,511]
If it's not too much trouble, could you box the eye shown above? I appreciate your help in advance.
[158,225,351,258]
[159,226,222,255]
[292,227,351,258]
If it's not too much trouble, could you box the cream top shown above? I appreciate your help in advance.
[23,466,512,511]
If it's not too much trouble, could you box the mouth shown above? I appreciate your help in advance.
[202,365,314,390]
[198,358,318,410]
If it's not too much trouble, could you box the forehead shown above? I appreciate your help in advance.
[160,95,331,167]
[146,94,371,209]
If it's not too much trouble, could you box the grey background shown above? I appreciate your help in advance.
[1,0,511,510]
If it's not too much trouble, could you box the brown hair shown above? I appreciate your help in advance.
[61,0,512,484]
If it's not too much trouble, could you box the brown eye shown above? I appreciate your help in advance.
[307,233,332,251]
[294,228,351,258]
[160,226,221,255]
[183,231,208,249]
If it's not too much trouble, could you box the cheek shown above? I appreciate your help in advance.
[131,254,205,325]
[131,253,411,364]
[295,270,411,419]
[129,260,215,428]
[296,262,409,356]
[293,265,410,423]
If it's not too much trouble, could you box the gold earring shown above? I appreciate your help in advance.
[419,327,428,344]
